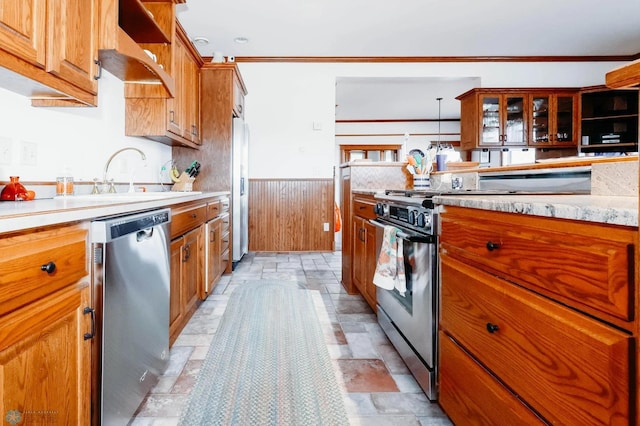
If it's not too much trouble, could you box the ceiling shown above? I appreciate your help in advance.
[176,0,640,58]
[176,0,640,121]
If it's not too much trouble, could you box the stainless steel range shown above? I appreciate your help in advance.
[371,189,440,401]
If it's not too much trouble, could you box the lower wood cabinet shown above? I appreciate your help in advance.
[169,195,230,344]
[0,223,92,425]
[438,206,637,425]
[352,194,378,311]
[169,226,202,344]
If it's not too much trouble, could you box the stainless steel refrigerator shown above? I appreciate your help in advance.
[232,117,249,267]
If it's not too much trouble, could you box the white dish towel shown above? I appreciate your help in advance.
[373,225,406,296]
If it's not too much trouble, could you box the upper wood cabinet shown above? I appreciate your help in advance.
[124,23,202,148]
[0,0,99,106]
[527,91,578,147]
[458,88,579,150]
[458,89,527,150]
[97,0,175,97]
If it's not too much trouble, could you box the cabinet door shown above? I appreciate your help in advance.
[183,54,200,145]
[502,94,526,145]
[479,94,526,146]
[352,216,366,295]
[182,226,201,315]
[0,0,46,68]
[0,285,91,425]
[169,237,183,339]
[551,94,576,145]
[167,37,184,137]
[479,94,502,146]
[204,217,222,298]
[530,94,551,144]
[46,0,97,94]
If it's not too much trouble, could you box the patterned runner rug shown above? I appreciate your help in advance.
[179,281,349,425]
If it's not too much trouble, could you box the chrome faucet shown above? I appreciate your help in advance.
[102,147,147,193]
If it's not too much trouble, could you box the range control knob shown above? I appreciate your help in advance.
[416,213,426,228]
[374,203,384,215]
[408,210,417,225]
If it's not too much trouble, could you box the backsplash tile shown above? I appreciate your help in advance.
[591,161,638,197]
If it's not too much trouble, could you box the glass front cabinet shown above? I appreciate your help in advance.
[528,92,578,147]
[479,93,527,146]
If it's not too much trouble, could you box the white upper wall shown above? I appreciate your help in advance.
[0,71,171,187]
[238,61,624,179]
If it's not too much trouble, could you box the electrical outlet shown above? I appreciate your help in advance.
[0,137,12,165]
[323,222,330,232]
[20,141,37,166]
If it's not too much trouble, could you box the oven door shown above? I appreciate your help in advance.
[370,218,437,369]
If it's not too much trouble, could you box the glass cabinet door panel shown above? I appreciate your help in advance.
[555,96,574,142]
[532,96,549,143]
[504,96,525,144]
[481,96,500,144]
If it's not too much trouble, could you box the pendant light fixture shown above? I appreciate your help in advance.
[436,97,443,150]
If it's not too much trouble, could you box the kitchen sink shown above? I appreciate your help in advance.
[58,191,202,202]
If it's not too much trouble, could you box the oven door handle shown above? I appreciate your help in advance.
[369,219,435,244]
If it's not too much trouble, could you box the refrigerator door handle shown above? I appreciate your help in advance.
[240,177,245,196]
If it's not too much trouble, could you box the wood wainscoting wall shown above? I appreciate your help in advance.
[249,178,335,252]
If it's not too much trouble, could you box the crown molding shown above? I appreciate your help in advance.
[226,54,640,63]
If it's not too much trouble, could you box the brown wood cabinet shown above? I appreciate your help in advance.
[0,0,98,106]
[173,63,247,275]
[458,89,527,149]
[169,202,205,344]
[169,196,230,344]
[0,223,92,425]
[527,91,578,147]
[352,194,378,310]
[458,88,579,151]
[438,206,637,425]
[203,197,230,298]
[124,22,201,148]
[339,163,409,298]
[98,0,175,96]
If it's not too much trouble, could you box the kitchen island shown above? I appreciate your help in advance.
[435,191,638,425]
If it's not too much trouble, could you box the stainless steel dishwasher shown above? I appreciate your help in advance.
[91,208,171,425]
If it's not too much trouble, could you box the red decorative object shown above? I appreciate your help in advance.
[1,176,28,201]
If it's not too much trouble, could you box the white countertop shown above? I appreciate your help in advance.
[0,191,230,234]
[434,194,638,227]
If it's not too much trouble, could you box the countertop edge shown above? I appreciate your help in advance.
[435,194,638,227]
[0,191,230,234]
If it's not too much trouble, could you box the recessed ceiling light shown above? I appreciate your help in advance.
[234,37,249,44]
[192,37,209,45]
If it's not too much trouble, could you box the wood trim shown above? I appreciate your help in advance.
[606,58,640,88]
[336,132,460,137]
[248,178,334,252]
[336,118,460,123]
[224,55,640,63]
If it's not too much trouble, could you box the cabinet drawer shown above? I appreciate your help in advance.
[441,254,632,425]
[221,213,230,234]
[440,207,635,322]
[207,200,221,220]
[171,204,207,239]
[353,196,376,220]
[220,197,230,214]
[439,333,544,425]
[0,224,88,316]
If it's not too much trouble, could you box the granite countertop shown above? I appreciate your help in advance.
[0,191,230,234]
[435,194,638,227]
